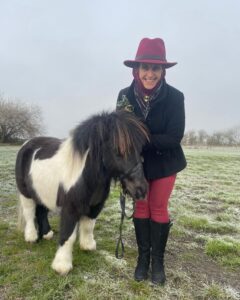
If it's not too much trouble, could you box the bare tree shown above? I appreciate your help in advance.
[225,126,240,146]
[183,130,198,146]
[197,130,208,146]
[0,95,45,143]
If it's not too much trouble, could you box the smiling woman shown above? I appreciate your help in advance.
[117,37,187,285]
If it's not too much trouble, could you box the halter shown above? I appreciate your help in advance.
[118,161,142,181]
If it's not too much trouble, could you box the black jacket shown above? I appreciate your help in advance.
[117,80,187,180]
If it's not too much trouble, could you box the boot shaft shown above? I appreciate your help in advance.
[151,220,171,259]
[133,218,151,256]
[150,220,171,284]
[133,218,151,281]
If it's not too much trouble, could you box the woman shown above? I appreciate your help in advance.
[116,38,187,285]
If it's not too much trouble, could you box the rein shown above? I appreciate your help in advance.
[115,162,142,259]
[115,190,135,259]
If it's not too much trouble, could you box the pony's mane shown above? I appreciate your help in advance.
[110,110,149,157]
[72,110,149,159]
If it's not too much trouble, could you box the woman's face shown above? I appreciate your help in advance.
[138,63,163,90]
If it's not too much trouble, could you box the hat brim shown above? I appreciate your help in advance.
[124,59,177,69]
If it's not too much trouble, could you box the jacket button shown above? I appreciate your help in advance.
[156,150,162,155]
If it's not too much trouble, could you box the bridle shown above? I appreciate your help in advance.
[118,161,142,181]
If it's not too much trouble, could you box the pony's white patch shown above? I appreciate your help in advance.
[79,217,96,250]
[43,230,54,240]
[51,225,77,275]
[29,138,88,211]
[20,194,38,242]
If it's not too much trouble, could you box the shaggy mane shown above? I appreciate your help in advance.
[72,110,149,159]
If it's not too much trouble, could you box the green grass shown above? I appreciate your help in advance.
[178,215,237,234]
[0,145,240,299]
[205,239,240,267]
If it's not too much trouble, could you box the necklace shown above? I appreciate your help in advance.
[143,95,150,102]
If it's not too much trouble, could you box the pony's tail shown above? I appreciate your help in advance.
[17,194,25,231]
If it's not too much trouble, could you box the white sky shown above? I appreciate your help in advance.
[0,0,239,137]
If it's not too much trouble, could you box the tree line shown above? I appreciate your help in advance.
[182,127,240,146]
[1,95,239,146]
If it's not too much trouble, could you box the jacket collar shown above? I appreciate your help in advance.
[126,79,168,119]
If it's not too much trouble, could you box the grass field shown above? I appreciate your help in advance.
[0,145,240,300]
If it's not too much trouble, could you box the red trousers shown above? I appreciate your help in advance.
[134,174,176,223]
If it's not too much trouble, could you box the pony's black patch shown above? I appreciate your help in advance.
[34,137,61,160]
[36,204,51,239]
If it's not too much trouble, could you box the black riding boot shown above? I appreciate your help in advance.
[151,220,171,285]
[133,218,151,281]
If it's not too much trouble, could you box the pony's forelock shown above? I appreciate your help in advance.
[72,110,149,159]
[112,111,149,158]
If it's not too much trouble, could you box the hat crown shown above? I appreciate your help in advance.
[135,38,166,61]
[123,37,177,68]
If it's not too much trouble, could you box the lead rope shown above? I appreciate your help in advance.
[115,191,135,259]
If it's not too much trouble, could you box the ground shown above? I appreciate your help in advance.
[0,145,239,299]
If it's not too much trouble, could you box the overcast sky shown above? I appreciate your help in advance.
[0,0,239,138]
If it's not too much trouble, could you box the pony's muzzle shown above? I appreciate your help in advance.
[134,181,148,200]
[120,171,148,200]
[123,178,148,200]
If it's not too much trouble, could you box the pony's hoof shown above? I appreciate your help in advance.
[80,239,96,251]
[43,230,54,240]
[25,228,38,242]
[51,258,72,275]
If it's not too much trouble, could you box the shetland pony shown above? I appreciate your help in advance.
[15,110,148,275]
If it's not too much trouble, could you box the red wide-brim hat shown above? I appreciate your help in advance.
[124,38,177,69]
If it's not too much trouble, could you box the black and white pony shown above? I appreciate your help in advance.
[16,110,148,275]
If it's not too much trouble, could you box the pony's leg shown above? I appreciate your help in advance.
[35,205,54,240]
[78,200,106,250]
[79,216,96,251]
[51,206,79,275]
[20,194,38,242]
